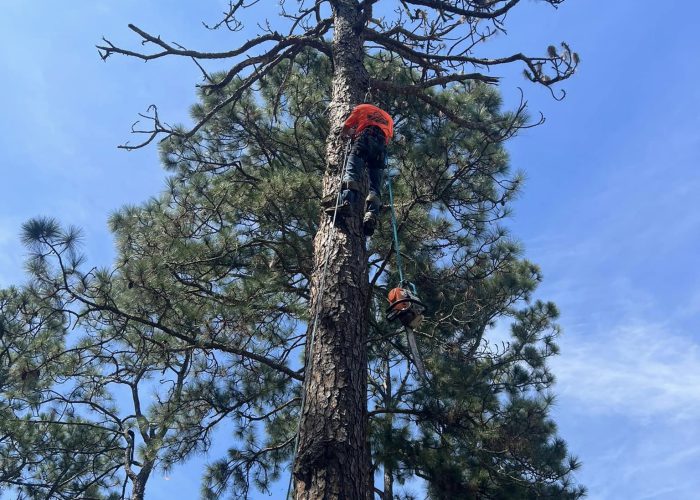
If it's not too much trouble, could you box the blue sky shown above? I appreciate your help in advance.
[2,1,700,499]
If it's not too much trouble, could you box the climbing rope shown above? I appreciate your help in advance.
[363,86,373,104]
[386,171,429,381]
[285,138,353,500]
[386,171,405,286]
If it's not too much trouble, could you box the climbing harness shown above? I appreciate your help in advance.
[385,173,428,381]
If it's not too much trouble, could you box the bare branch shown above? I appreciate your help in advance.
[401,0,523,20]
[98,24,288,62]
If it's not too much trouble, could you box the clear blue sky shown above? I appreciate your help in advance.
[2,2,700,499]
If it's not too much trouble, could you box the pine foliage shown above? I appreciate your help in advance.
[1,50,584,498]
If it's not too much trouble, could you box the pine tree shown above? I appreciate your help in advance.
[0,285,123,499]
[1,2,585,498]
[95,3,577,497]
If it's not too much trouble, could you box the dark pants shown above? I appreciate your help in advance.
[342,126,386,215]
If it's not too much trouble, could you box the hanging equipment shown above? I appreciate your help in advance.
[385,172,428,380]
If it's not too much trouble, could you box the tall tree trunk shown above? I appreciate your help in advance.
[383,357,394,500]
[292,1,371,498]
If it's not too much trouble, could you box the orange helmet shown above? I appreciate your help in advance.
[343,104,394,144]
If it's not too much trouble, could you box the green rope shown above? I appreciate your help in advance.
[386,173,405,286]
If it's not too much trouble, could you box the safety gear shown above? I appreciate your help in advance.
[342,104,394,144]
[386,287,426,329]
[322,194,351,216]
[321,182,361,216]
[365,192,382,214]
[363,212,378,236]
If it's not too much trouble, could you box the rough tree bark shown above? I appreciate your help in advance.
[292,1,372,498]
[382,356,394,500]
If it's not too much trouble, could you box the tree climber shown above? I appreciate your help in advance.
[323,104,394,236]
